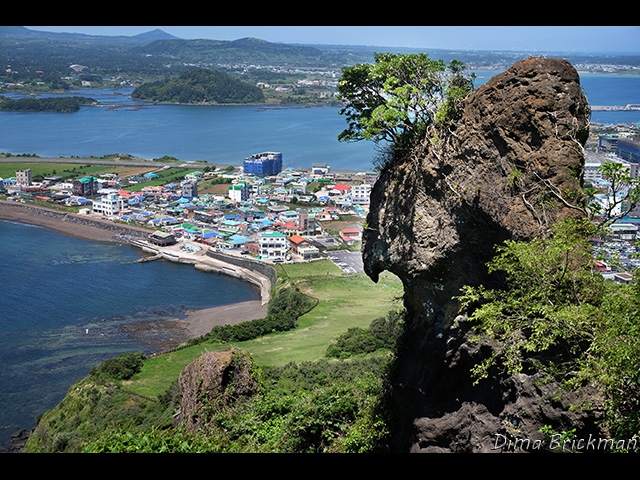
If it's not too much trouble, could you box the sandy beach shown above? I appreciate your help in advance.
[0,200,269,346]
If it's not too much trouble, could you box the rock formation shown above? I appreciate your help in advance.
[175,349,259,433]
[362,57,605,452]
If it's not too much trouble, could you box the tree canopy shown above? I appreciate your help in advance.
[336,53,475,148]
[131,68,265,104]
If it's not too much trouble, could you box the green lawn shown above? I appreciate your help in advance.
[124,260,403,398]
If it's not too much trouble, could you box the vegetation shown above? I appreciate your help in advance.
[131,68,265,104]
[326,309,404,359]
[90,352,146,380]
[458,217,640,440]
[337,53,475,168]
[24,261,404,453]
[184,286,316,346]
[0,95,97,112]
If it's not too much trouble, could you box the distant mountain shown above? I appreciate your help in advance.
[131,29,180,41]
[0,26,177,43]
[0,26,33,36]
[135,36,331,66]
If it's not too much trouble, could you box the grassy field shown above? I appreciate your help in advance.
[123,260,403,398]
[0,161,159,182]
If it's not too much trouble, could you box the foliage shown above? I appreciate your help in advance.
[24,374,178,453]
[326,309,405,359]
[586,161,640,226]
[457,217,640,438]
[131,68,265,104]
[82,427,225,453]
[0,95,96,112]
[337,53,475,164]
[68,354,393,453]
[184,286,316,346]
[90,351,146,380]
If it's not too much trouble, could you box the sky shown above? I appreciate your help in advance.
[23,26,640,55]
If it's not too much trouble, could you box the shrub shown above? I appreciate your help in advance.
[91,351,146,380]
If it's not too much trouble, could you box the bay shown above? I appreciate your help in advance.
[0,219,260,451]
[1,71,638,173]
[0,90,378,171]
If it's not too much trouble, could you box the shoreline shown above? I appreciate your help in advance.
[0,200,270,344]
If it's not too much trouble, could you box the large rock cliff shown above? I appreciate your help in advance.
[362,57,604,452]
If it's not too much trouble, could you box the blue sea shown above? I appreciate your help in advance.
[1,70,638,172]
[0,66,638,451]
[0,220,260,451]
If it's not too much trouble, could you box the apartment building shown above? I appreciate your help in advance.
[259,231,290,259]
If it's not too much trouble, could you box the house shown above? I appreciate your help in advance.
[72,176,98,197]
[16,168,32,187]
[312,163,330,175]
[148,231,177,246]
[340,227,361,244]
[289,234,320,259]
[229,182,249,202]
[258,231,290,260]
[92,192,124,217]
[351,184,371,205]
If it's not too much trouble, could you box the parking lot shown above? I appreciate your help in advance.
[326,250,365,274]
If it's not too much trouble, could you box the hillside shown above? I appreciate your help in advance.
[22,262,404,453]
[131,68,265,104]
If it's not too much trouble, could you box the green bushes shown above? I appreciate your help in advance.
[90,352,146,380]
[326,309,405,359]
[185,286,317,346]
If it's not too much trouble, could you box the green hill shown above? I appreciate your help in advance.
[131,68,265,104]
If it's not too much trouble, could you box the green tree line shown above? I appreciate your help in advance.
[0,95,96,112]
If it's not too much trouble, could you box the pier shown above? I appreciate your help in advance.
[591,104,640,111]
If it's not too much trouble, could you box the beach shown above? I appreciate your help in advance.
[0,200,269,346]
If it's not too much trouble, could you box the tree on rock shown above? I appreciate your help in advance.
[337,53,476,166]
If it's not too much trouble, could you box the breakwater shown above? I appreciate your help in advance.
[130,240,274,306]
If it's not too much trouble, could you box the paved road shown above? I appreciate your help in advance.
[326,250,364,274]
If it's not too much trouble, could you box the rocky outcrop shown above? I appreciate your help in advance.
[362,57,604,452]
[175,349,259,434]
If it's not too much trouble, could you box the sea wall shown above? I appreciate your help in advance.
[0,201,151,242]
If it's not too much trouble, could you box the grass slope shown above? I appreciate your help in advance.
[124,260,403,398]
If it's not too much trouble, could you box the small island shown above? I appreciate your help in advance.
[0,95,97,112]
[131,68,265,104]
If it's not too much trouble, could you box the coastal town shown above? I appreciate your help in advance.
[0,151,375,274]
[2,125,640,283]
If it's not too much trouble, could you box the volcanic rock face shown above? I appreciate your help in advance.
[176,349,259,433]
[362,58,604,452]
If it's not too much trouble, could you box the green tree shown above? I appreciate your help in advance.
[587,161,640,226]
[457,217,640,439]
[336,53,475,163]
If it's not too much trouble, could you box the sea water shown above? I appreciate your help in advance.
[1,72,638,173]
[0,219,260,450]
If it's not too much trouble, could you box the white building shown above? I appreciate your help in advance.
[16,169,32,187]
[92,192,124,217]
[351,183,372,205]
[229,182,249,202]
[259,231,290,260]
